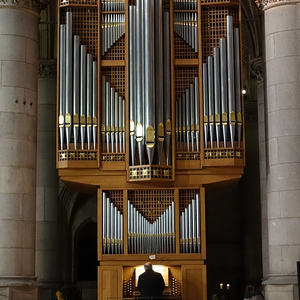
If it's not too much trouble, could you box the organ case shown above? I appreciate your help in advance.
[56,0,244,299]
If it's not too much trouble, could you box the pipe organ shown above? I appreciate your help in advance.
[56,0,244,299]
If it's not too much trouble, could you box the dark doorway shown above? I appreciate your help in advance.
[75,221,97,281]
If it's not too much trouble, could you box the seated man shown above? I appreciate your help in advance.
[137,262,165,299]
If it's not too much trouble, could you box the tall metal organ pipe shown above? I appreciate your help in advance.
[234,28,242,148]
[65,11,72,150]
[59,24,66,150]
[59,12,99,152]
[227,15,235,148]
[201,16,242,150]
[129,0,172,166]
[73,35,80,150]
[129,6,136,164]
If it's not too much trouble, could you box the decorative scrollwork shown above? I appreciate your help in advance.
[0,0,49,12]
[250,57,264,83]
[38,59,56,78]
[254,0,300,9]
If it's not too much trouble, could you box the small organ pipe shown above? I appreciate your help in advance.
[114,91,119,152]
[202,63,208,148]
[196,193,200,252]
[80,45,87,150]
[194,77,200,152]
[105,82,111,152]
[185,88,190,152]
[182,93,186,149]
[122,99,125,152]
[101,76,106,152]
[106,196,111,254]
[86,54,92,150]
[220,38,228,147]
[110,87,115,152]
[190,83,195,152]
[214,47,221,148]
[208,56,214,148]
[73,35,80,150]
[178,97,182,151]
[102,192,107,253]
[92,61,98,150]
[119,96,123,153]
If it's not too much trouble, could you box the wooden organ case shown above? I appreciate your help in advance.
[56,0,244,299]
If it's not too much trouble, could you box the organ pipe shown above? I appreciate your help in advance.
[220,38,228,148]
[227,15,235,148]
[179,193,201,253]
[194,77,200,152]
[86,54,92,150]
[101,76,106,152]
[59,24,66,151]
[234,27,242,148]
[202,63,208,148]
[80,45,87,150]
[73,35,80,150]
[214,47,221,148]
[129,6,136,164]
[201,16,242,150]
[155,0,164,165]
[208,56,214,148]
[65,11,72,150]
[164,12,171,165]
[129,0,172,166]
[92,61,98,150]
[127,201,175,254]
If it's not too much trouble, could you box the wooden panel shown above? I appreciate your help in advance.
[98,265,123,300]
[181,264,207,300]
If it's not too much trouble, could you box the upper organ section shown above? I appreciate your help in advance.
[56,0,244,183]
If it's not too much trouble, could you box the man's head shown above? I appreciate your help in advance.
[144,262,153,271]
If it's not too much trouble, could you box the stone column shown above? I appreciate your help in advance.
[35,60,61,299]
[262,0,300,299]
[0,0,39,299]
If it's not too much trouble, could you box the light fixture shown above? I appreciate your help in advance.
[242,88,247,95]
[135,265,169,287]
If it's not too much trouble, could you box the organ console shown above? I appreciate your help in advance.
[56,0,244,299]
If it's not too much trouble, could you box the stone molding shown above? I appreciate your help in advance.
[0,0,49,13]
[38,59,56,78]
[262,275,298,285]
[255,0,300,10]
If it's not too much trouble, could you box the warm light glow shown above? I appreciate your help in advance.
[242,89,247,95]
[135,265,169,287]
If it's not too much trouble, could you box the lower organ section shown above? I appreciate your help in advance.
[98,187,206,300]
[98,263,206,300]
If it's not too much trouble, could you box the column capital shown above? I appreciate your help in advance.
[0,0,49,13]
[254,0,300,10]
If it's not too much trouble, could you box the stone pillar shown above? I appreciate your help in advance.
[262,1,300,299]
[0,0,39,299]
[35,60,61,299]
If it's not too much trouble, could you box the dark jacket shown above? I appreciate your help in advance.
[137,270,165,297]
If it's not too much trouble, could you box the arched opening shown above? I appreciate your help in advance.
[75,221,98,281]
